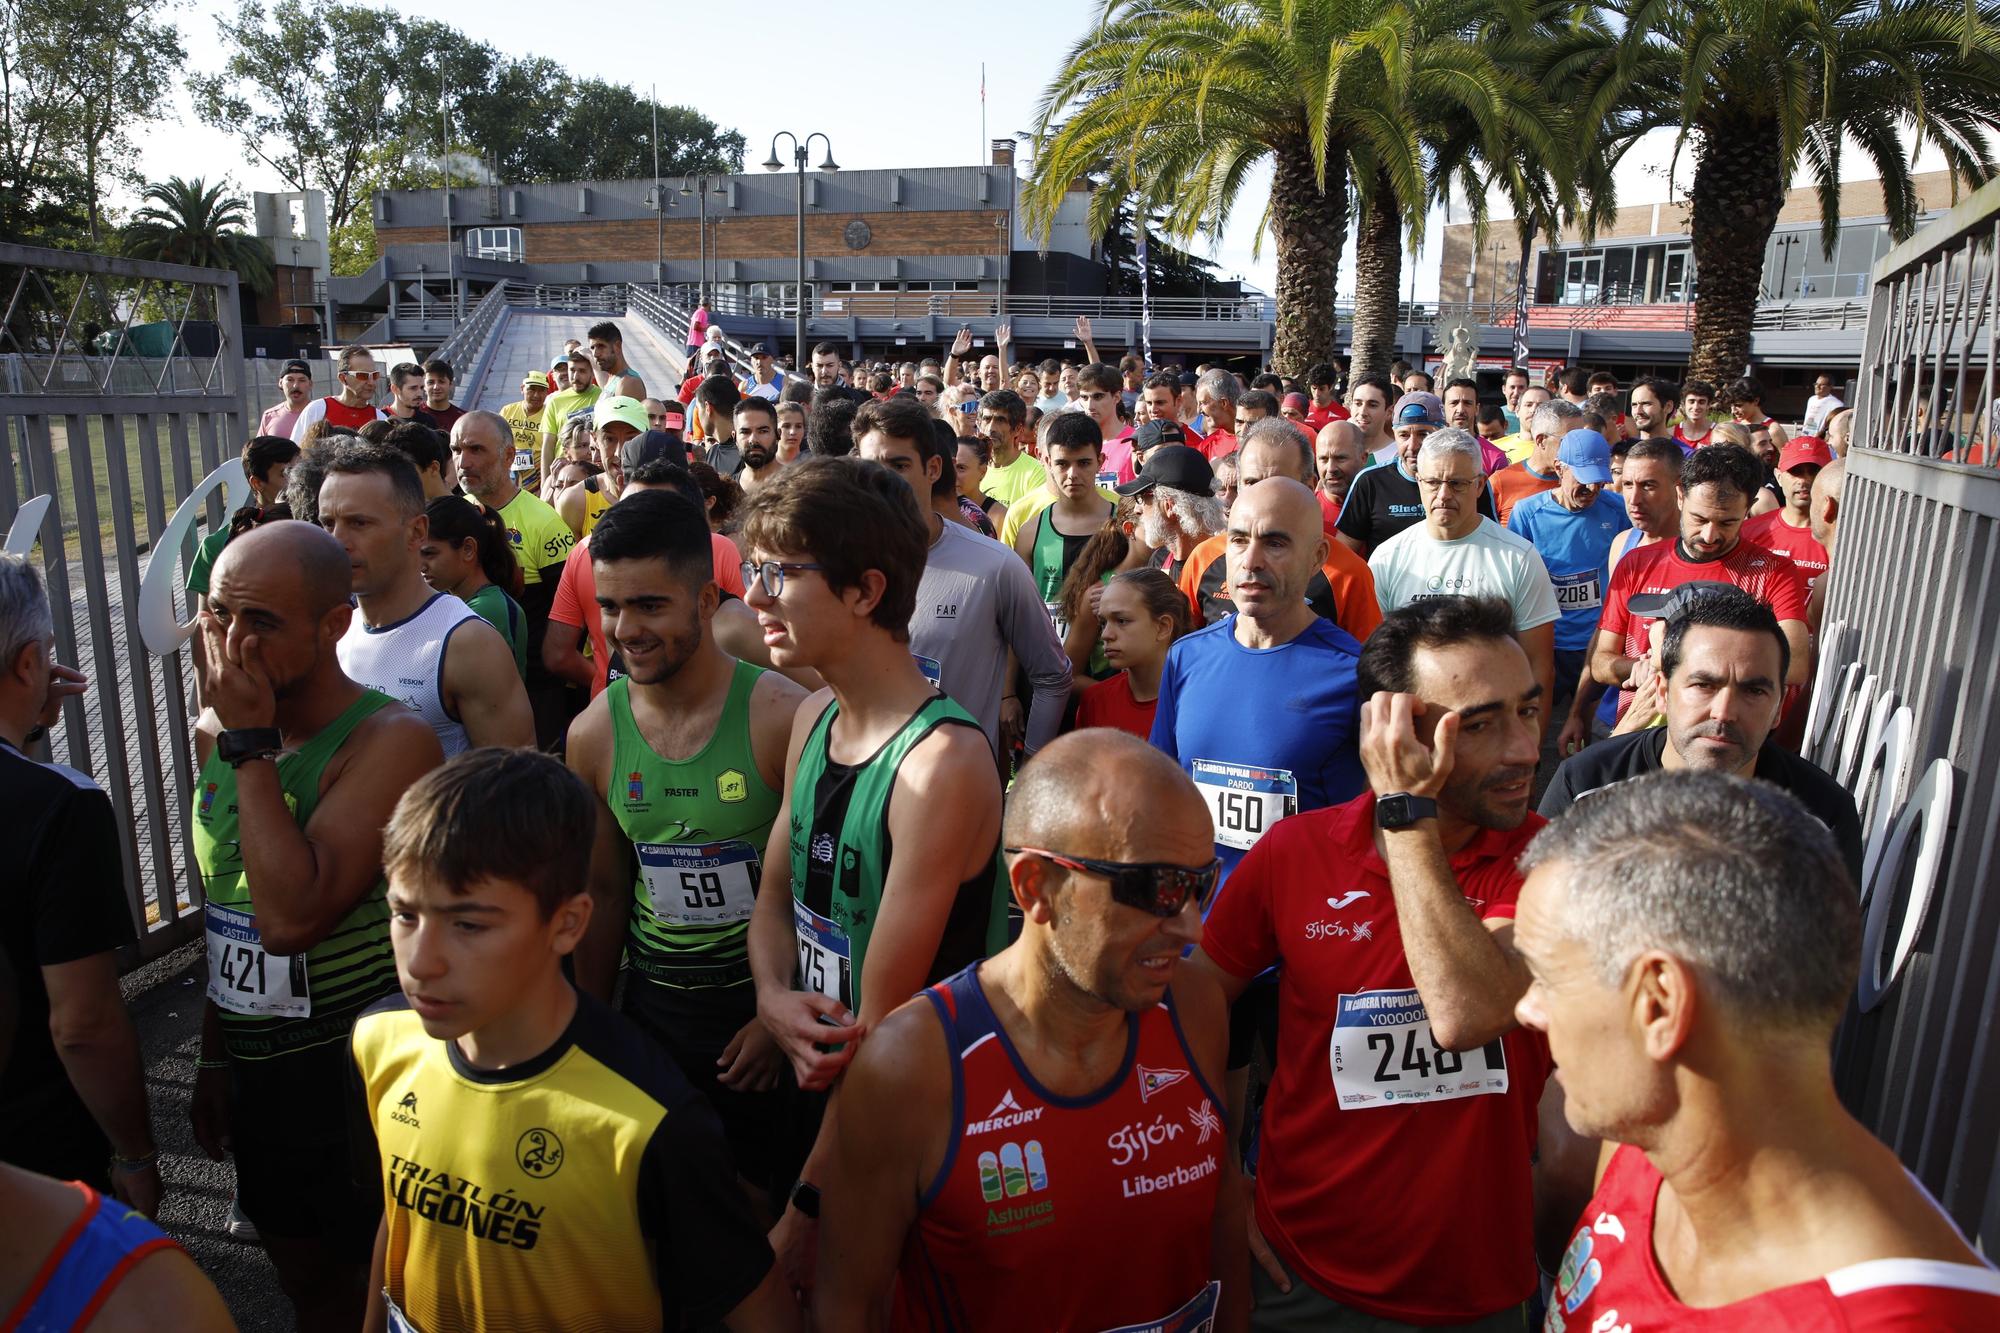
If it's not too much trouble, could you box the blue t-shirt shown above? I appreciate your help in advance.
[1148,614,1366,888]
[1506,490,1631,652]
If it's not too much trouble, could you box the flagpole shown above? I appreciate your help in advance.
[980,62,987,166]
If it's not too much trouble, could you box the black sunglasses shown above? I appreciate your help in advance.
[1005,847,1222,918]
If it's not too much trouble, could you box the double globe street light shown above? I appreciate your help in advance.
[762,131,838,370]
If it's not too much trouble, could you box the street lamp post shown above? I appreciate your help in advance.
[681,174,727,307]
[763,130,838,370]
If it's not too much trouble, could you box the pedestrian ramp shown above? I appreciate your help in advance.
[465,310,690,413]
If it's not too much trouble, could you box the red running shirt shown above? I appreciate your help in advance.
[1742,510,1830,587]
[1074,672,1158,739]
[892,964,1226,1333]
[1200,794,1551,1323]
[1597,537,1809,716]
[319,396,381,431]
[1548,1146,2000,1331]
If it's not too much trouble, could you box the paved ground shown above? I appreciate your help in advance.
[467,309,689,412]
[125,941,298,1330]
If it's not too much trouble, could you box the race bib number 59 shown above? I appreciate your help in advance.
[1330,987,1507,1110]
[205,903,311,1018]
[637,840,758,926]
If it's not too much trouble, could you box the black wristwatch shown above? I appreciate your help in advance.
[789,1178,821,1219]
[1374,793,1439,830]
[217,727,283,768]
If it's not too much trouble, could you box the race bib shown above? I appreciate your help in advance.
[1330,988,1508,1110]
[1096,469,1119,490]
[205,903,310,1018]
[1096,1280,1220,1333]
[636,840,758,926]
[1551,570,1602,614]
[1191,760,1297,852]
[793,898,853,1007]
[913,652,942,686]
[1043,600,1071,643]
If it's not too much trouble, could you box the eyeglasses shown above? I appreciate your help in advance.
[1417,475,1480,494]
[741,560,826,598]
[1005,846,1222,918]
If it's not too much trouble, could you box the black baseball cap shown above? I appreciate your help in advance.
[1116,443,1212,497]
[281,358,311,377]
[1132,419,1187,454]
[622,428,689,475]
[749,342,773,357]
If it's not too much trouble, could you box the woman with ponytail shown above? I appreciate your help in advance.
[419,494,528,678]
[1071,568,1192,738]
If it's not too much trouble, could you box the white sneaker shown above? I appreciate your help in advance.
[227,1197,260,1243]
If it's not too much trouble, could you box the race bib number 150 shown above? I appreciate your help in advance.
[1192,760,1298,852]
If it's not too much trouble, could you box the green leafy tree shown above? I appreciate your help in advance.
[1098,199,1224,298]
[190,0,398,234]
[1584,0,2000,382]
[121,177,274,306]
[0,0,183,245]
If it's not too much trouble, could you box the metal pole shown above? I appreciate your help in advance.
[697,180,707,308]
[442,90,455,317]
[795,149,807,369]
[652,88,663,295]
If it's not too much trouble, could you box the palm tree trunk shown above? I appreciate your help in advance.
[1267,134,1347,376]
[1687,119,1785,384]
[1350,169,1403,382]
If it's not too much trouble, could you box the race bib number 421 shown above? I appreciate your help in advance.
[1330,987,1507,1110]
[205,903,311,1018]
[1191,760,1297,852]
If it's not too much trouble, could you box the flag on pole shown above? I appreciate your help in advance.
[1137,224,1154,369]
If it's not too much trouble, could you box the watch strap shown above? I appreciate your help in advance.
[218,726,283,767]
[1375,793,1439,829]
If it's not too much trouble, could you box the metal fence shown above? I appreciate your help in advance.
[0,243,245,963]
[1808,172,2000,1245]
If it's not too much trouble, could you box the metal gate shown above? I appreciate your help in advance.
[0,242,246,963]
[1809,174,2000,1245]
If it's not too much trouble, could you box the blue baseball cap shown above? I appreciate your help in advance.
[1557,428,1613,485]
[1392,391,1443,429]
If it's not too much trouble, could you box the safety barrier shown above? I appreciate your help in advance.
[1808,171,2000,1242]
[0,243,247,962]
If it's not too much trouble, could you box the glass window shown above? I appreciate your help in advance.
[464,227,522,262]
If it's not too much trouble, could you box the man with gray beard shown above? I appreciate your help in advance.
[1116,445,1225,581]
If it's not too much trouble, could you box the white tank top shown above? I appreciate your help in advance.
[336,592,482,757]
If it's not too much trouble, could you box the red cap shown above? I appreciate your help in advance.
[1778,435,1834,471]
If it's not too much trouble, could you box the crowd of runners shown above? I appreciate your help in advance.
[2,316,1996,1332]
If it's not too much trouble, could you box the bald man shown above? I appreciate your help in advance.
[192,521,444,1332]
[1314,419,1368,516]
[817,731,1247,1333]
[1179,419,1381,641]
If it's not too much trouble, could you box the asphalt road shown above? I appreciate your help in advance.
[124,940,296,1331]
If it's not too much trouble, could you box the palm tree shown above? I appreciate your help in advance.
[1027,0,1563,380]
[1583,0,2000,382]
[1026,0,1420,376]
[121,177,274,298]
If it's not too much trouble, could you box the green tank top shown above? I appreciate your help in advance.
[464,583,527,679]
[1031,507,1098,647]
[606,662,778,1010]
[192,690,399,1060]
[788,694,1009,1012]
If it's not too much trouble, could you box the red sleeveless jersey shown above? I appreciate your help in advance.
[892,964,1225,1333]
[1548,1145,2000,1331]
[320,396,381,431]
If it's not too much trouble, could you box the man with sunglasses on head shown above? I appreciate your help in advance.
[290,345,386,443]
[817,731,1249,1333]
[740,457,1011,1299]
[1190,595,1552,1332]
